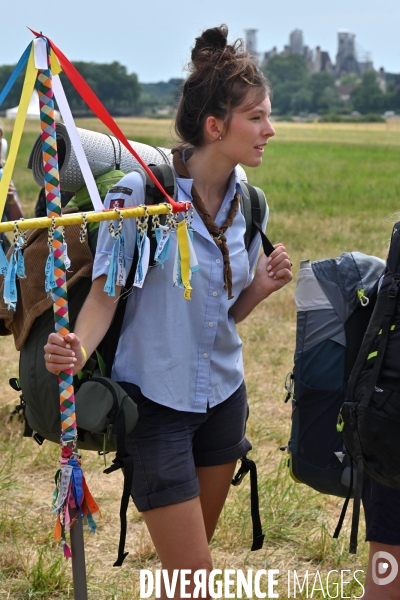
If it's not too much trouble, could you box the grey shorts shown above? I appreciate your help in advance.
[119,381,252,512]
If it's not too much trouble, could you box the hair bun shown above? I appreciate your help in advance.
[191,25,228,65]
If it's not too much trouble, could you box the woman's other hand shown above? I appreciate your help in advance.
[253,243,293,297]
[229,243,292,323]
[44,332,86,376]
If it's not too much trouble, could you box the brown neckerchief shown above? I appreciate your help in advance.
[172,149,240,299]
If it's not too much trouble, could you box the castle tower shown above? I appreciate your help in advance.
[336,31,359,75]
[289,29,304,55]
[244,29,258,57]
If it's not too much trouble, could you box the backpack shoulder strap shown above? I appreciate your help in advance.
[241,182,274,256]
[144,163,177,206]
[386,221,400,275]
[346,221,400,406]
[145,164,177,261]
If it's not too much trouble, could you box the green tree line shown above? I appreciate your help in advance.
[263,54,400,116]
[1,56,398,117]
[0,61,183,116]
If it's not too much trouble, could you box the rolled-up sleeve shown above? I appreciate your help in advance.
[92,170,145,284]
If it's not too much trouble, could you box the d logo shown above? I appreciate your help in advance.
[372,551,398,586]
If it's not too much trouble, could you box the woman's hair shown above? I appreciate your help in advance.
[175,25,270,148]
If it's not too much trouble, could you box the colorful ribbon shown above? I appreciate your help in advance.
[53,447,100,557]
[29,28,187,214]
[0,43,32,108]
[0,43,37,220]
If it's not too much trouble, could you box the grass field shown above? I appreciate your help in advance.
[0,117,399,598]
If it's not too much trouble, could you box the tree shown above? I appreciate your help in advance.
[265,54,309,86]
[384,82,400,112]
[308,72,340,112]
[264,54,309,114]
[139,78,184,110]
[351,70,385,113]
[0,61,140,115]
[0,65,25,109]
[290,89,312,114]
[59,61,140,114]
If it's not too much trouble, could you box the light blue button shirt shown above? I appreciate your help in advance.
[93,166,268,412]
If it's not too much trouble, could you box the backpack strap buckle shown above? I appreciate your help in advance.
[33,432,45,445]
[231,457,250,486]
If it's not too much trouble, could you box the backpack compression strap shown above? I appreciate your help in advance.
[102,400,133,567]
[241,182,274,256]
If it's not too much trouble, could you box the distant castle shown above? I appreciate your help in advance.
[245,29,386,92]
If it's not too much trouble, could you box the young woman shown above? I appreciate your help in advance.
[44,25,292,598]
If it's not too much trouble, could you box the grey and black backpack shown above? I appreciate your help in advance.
[284,252,385,501]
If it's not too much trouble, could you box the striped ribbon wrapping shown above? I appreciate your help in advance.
[37,52,99,557]
[37,66,77,442]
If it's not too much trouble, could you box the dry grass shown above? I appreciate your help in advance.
[0,117,395,597]
[274,119,400,147]
[2,115,400,146]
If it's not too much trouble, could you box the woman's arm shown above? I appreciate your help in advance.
[44,276,122,375]
[229,243,292,323]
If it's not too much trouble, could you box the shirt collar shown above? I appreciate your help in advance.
[175,164,247,205]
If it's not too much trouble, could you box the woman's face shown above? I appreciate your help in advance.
[218,95,275,168]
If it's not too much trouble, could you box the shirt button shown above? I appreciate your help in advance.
[203,353,209,359]
[216,259,221,264]
[209,322,214,327]
[212,291,218,297]
[105,261,110,265]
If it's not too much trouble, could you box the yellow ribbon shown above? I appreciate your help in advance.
[50,48,62,76]
[176,220,192,300]
[0,44,37,220]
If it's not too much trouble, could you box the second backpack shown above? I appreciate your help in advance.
[285,252,385,499]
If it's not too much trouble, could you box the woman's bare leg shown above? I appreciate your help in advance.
[141,462,236,599]
[196,462,237,542]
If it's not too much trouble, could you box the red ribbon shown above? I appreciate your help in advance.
[29,29,186,214]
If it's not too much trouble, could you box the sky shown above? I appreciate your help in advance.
[0,0,399,82]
